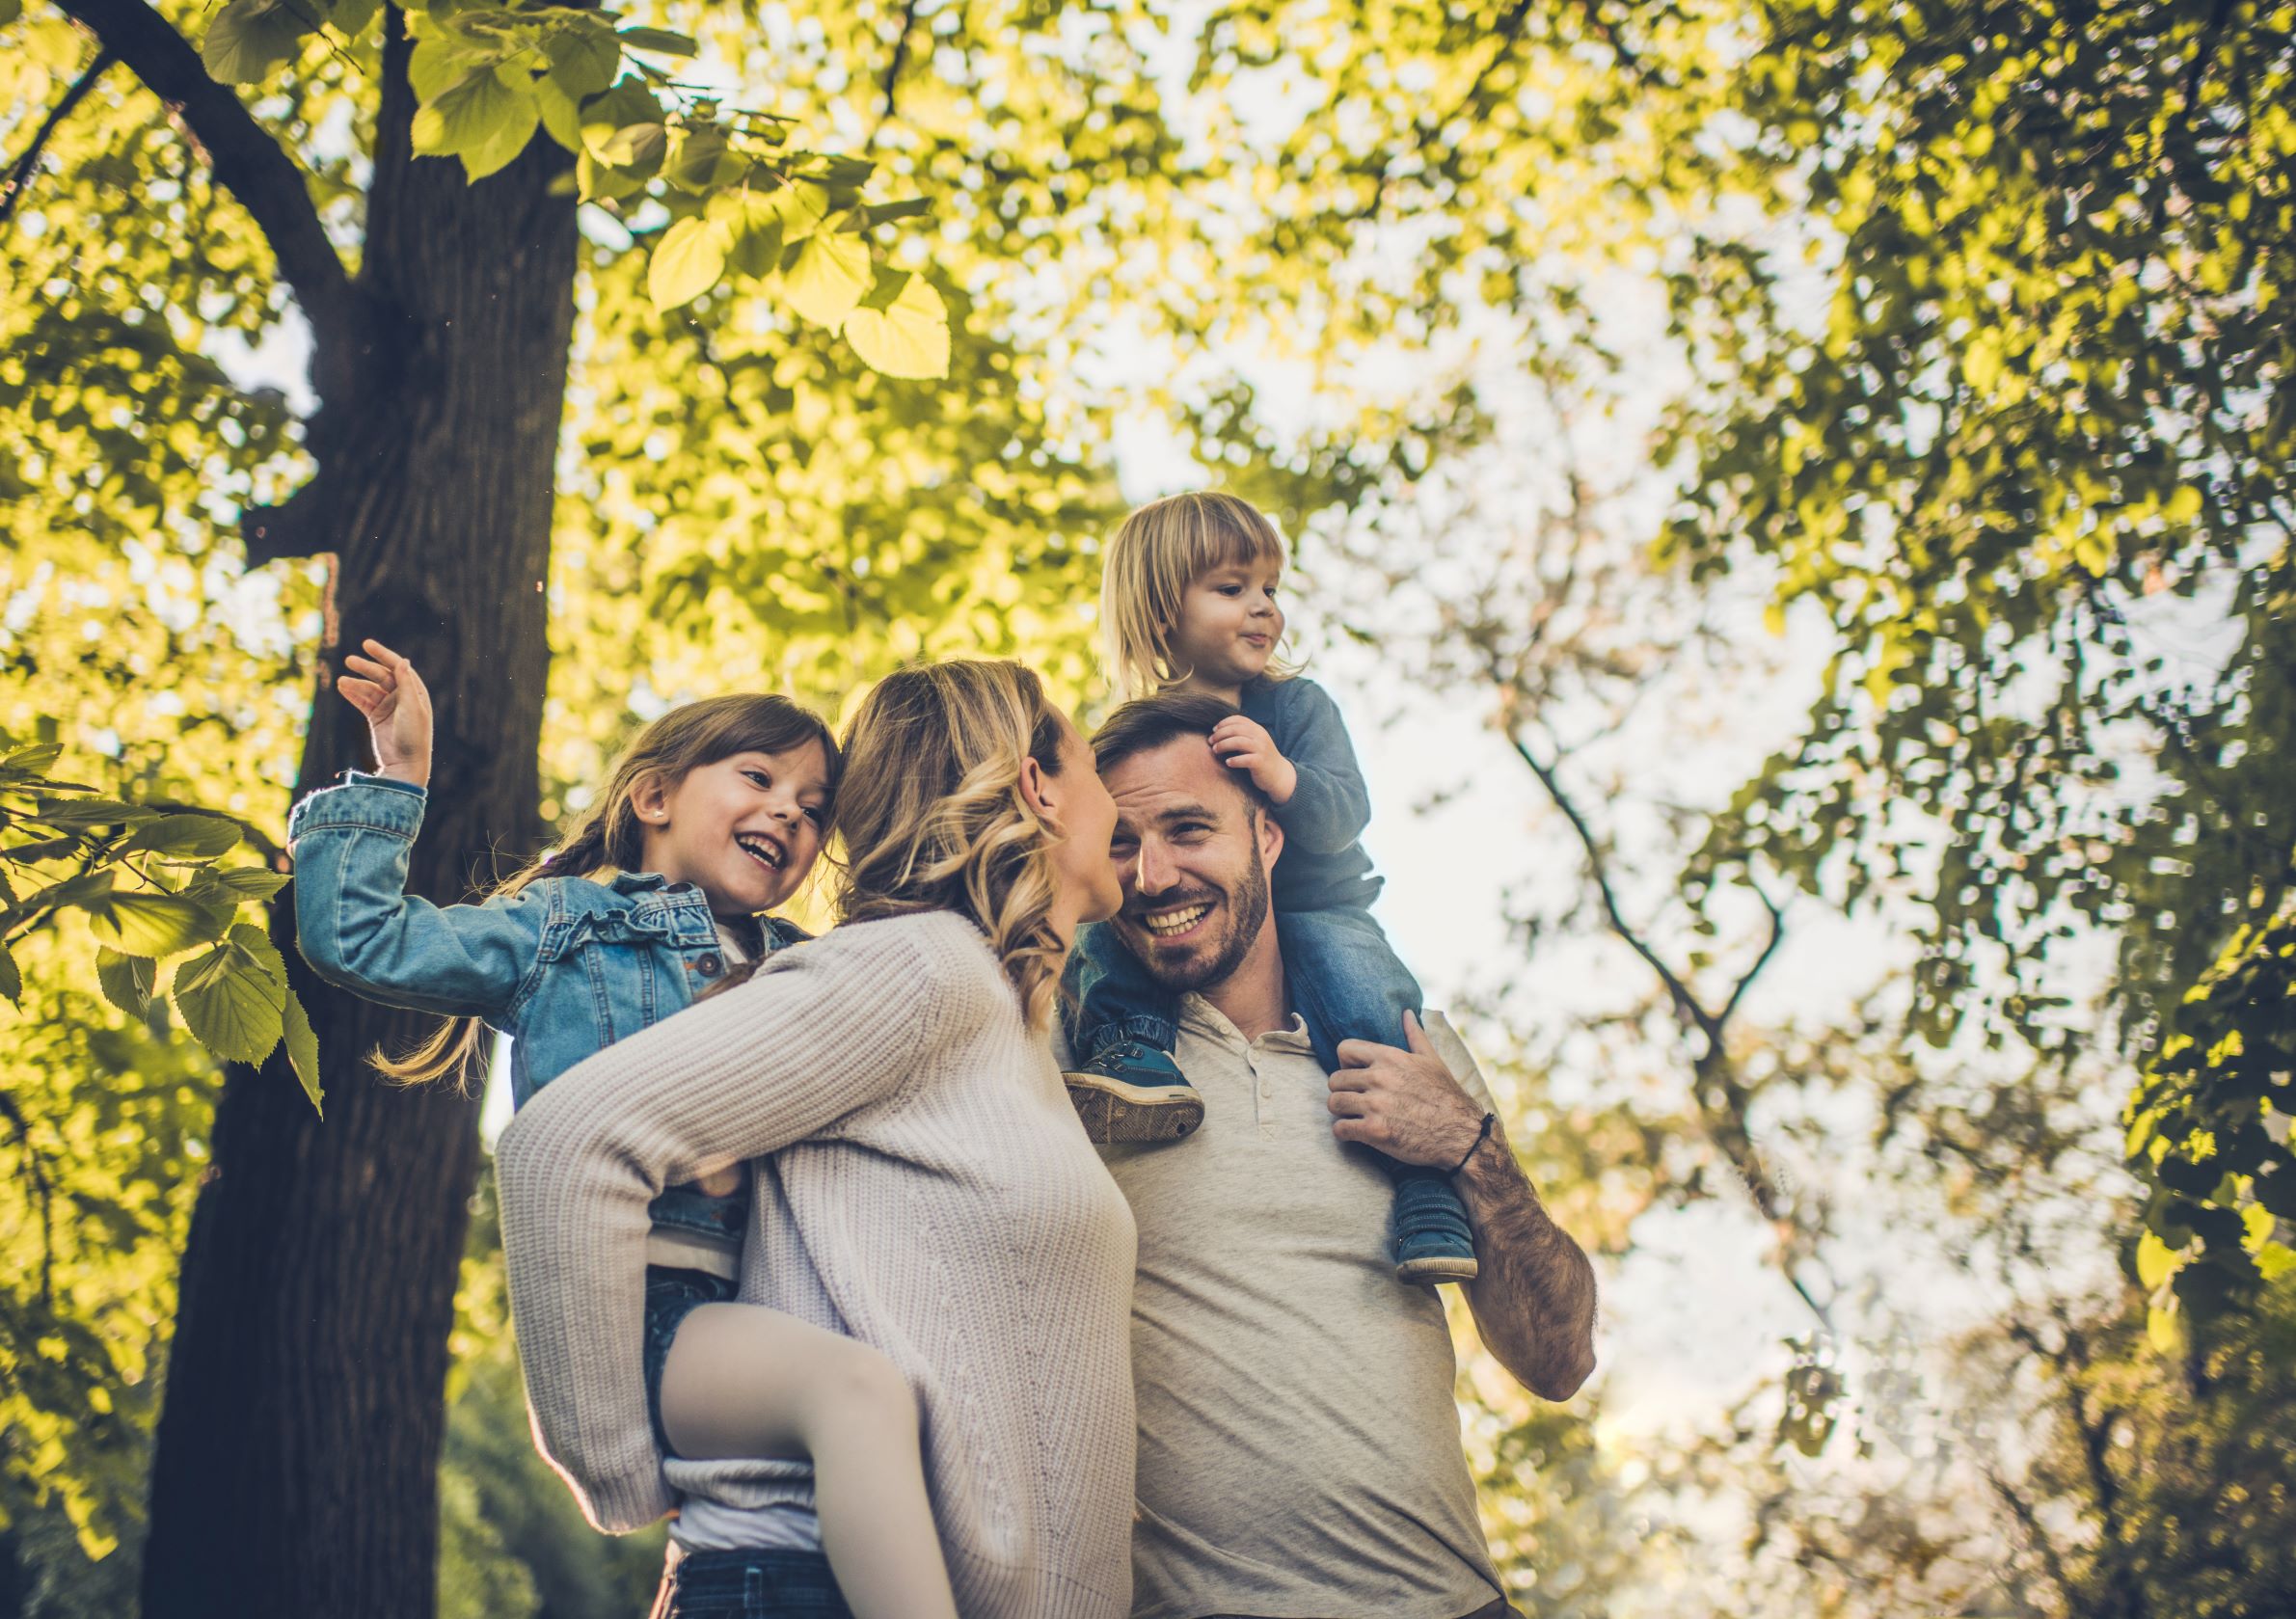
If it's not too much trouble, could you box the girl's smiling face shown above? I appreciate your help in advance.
[1168,555,1285,692]
[634,742,832,917]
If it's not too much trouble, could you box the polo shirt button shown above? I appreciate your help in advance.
[696,955,722,977]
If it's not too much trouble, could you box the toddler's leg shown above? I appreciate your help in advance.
[658,1304,958,1619]
[1277,907,1479,1286]
[1060,920,1202,1144]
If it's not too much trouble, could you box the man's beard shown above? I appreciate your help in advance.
[1127,835,1271,995]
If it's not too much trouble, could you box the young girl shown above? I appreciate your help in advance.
[1062,493,1480,1284]
[287,640,959,1619]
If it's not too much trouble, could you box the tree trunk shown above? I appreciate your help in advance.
[140,17,579,1615]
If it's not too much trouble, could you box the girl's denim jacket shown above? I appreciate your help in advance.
[286,772,804,1250]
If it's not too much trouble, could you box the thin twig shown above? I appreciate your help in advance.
[0,48,118,229]
[0,1089,57,1308]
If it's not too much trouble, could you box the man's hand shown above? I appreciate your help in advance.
[1327,1012,1487,1169]
[336,638,434,790]
[1209,714,1300,806]
[1334,1011,1600,1401]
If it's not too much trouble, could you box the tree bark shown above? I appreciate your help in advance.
[140,15,579,1615]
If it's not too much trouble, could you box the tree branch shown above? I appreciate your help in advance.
[870,0,922,148]
[0,46,116,228]
[1506,725,1720,1046]
[0,1088,57,1308]
[52,0,359,360]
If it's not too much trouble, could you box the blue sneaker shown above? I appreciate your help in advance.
[1063,1041,1204,1145]
[1391,1172,1478,1285]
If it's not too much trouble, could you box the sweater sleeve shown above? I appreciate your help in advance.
[494,913,985,1533]
[1266,680,1373,855]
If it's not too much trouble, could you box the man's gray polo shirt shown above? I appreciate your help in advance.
[1093,996,1506,1619]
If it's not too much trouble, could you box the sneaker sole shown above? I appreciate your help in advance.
[1396,1254,1480,1285]
[1063,1079,1204,1144]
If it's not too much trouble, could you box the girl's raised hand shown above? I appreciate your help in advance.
[337,638,434,790]
[1209,714,1298,806]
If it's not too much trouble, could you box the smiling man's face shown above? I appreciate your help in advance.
[1101,734,1283,993]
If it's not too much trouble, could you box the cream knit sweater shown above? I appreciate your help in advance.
[497,908,1138,1619]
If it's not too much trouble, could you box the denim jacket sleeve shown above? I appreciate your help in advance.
[287,775,548,1021]
[1262,679,1372,855]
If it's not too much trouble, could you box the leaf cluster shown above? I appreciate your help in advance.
[0,738,321,1110]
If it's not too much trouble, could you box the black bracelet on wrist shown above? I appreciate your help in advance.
[1449,1112,1497,1176]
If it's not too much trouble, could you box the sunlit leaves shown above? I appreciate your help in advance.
[172,924,287,1066]
[844,273,952,380]
[199,0,308,86]
[0,740,320,1106]
[647,215,729,310]
[411,67,538,182]
[781,230,871,328]
[94,947,153,1017]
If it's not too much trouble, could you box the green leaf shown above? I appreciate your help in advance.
[459,85,542,182]
[412,67,529,170]
[649,216,730,311]
[206,867,292,904]
[0,0,21,29]
[0,743,63,775]
[666,126,732,193]
[546,22,621,97]
[713,188,786,279]
[0,939,17,1005]
[95,947,154,1016]
[121,814,242,859]
[200,0,310,85]
[843,273,952,379]
[772,180,828,245]
[858,198,934,230]
[34,796,156,829]
[173,924,287,1066]
[616,26,697,56]
[88,893,220,959]
[782,232,871,329]
[408,30,500,104]
[591,121,667,170]
[534,74,582,152]
[12,869,114,921]
[323,0,380,38]
[283,989,324,1116]
[2135,1228,2179,1289]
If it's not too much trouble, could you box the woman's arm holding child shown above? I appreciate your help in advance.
[495,916,972,1531]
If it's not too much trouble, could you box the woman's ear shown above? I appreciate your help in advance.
[1017,753,1062,833]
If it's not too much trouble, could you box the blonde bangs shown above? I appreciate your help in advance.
[1102,491,1289,698]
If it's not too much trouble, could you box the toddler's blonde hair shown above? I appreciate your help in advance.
[1101,491,1294,699]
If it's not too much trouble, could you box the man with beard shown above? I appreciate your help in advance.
[1070,693,1598,1619]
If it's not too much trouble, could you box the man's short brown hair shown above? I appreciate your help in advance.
[1090,693,1274,815]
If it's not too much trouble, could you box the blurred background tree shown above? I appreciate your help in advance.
[4,0,2290,1615]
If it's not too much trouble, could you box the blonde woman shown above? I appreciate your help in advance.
[496,661,1138,1619]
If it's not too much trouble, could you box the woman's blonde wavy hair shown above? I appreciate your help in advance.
[828,660,1073,1031]
[1101,490,1297,700]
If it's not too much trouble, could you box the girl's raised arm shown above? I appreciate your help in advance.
[290,637,548,1019]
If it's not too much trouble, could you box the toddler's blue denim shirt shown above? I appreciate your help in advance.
[287,772,803,1246]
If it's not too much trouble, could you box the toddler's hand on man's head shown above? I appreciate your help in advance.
[1208,714,1298,806]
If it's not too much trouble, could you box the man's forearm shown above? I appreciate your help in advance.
[1456,1130,1598,1400]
